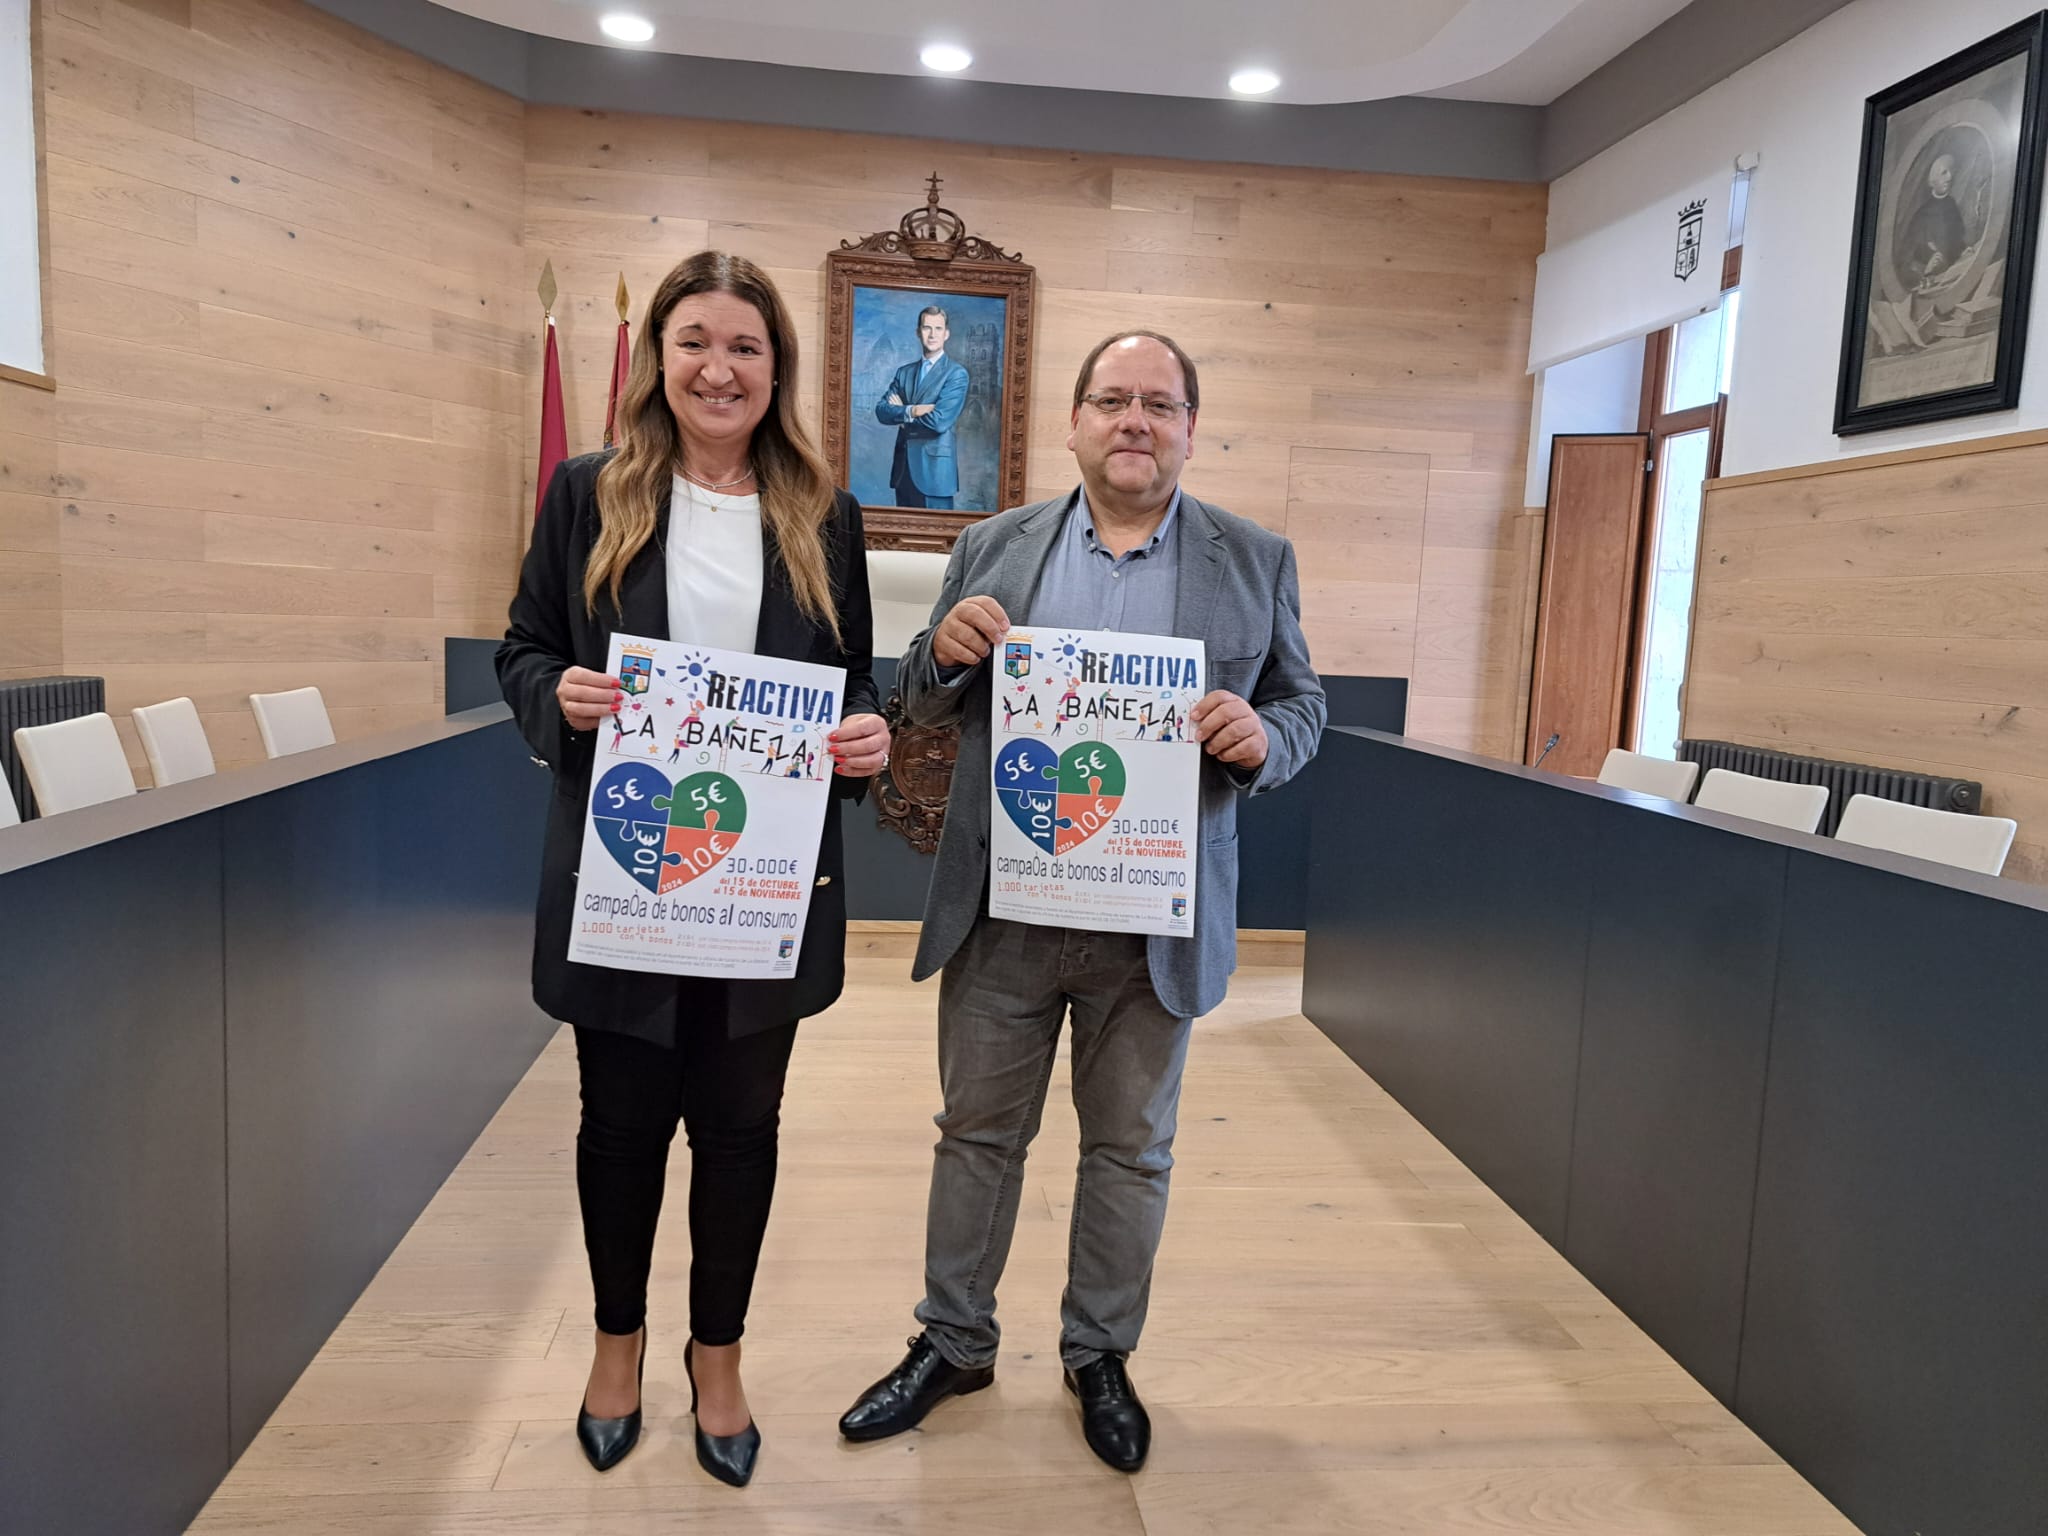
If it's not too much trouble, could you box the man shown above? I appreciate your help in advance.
[839,331,1325,1471]
[1901,152,1968,287]
[875,305,970,509]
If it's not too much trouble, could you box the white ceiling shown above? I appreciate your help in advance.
[430,0,1703,106]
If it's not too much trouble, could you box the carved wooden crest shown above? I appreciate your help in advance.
[872,684,958,854]
[840,173,1027,263]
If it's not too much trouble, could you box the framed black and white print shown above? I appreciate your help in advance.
[1834,13,2048,435]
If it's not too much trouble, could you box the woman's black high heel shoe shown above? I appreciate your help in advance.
[575,1326,647,1472]
[684,1338,761,1488]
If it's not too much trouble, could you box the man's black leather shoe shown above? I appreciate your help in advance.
[838,1333,995,1441]
[1065,1354,1150,1472]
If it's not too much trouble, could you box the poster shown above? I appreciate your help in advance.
[568,633,844,978]
[987,626,1204,937]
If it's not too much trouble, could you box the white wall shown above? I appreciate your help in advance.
[1546,0,2048,476]
[1524,334,1647,506]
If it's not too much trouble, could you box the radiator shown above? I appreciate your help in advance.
[1678,738,1982,838]
[0,676,106,822]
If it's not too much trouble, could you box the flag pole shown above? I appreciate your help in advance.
[604,272,631,450]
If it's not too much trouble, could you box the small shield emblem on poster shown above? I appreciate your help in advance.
[1675,197,1706,281]
[618,649,654,696]
[1004,641,1032,679]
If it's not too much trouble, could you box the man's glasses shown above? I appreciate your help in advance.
[1081,391,1194,422]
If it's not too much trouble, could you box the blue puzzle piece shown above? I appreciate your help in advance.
[593,816,682,894]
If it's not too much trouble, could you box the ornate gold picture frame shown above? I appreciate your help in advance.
[824,177,1035,551]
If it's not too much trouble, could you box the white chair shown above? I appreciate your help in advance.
[0,775,18,829]
[1835,794,2018,877]
[866,549,953,659]
[133,697,217,787]
[1693,768,1829,834]
[13,713,139,815]
[1595,748,1701,803]
[249,686,335,758]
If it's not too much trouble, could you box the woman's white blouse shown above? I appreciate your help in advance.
[664,474,765,654]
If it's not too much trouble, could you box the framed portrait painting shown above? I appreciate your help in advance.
[824,180,1035,550]
[1834,13,2048,435]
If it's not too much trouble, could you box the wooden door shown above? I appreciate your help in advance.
[1525,434,1650,775]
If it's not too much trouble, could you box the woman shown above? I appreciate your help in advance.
[496,251,887,1487]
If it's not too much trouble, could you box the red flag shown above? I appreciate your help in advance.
[534,316,566,520]
[603,318,630,448]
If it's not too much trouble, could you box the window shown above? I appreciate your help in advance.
[1630,285,1740,758]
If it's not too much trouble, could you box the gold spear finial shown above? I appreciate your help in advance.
[537,259,558,319]
[615,272,630,324]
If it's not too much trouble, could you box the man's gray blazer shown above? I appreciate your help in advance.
[899,489,1327,1019]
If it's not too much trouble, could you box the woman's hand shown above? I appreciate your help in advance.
[829,713,892,777]
[557,666,622,731]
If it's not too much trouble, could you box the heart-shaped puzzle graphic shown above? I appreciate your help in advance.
[993,739,1126,856]
[591,763,748,894]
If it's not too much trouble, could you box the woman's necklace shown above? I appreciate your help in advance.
[682,463,756,493]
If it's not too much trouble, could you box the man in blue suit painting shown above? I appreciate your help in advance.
[876,305,971,509]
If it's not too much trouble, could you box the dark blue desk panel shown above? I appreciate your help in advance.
[1302,736,1597,1247]
[1568,809,1786,1407]
[1301,727,2048,1534]
[1739,854,2048,1535]
[0,817,229,1535]
[0,707,557,1532]
[223,720,555,1447]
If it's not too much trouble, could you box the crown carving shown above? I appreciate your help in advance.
[839,173,1026,265]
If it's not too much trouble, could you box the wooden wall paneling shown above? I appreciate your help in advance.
[522,108,1545,760]
[29,4,1549,775]
[1284,446,1426,682]
[1689,438,2048,885]
[0,397,63,679]
[36,0,530,777]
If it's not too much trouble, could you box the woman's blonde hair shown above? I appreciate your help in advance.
[586,251,841,642]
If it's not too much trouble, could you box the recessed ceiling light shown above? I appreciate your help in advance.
[921,43,973,73]
[600,13,655,43]
[1229,67,1280,96]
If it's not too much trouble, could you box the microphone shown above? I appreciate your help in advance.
[1532,732,1560,770]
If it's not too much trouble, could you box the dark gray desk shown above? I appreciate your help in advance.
[1302,727,2048,1536]
[0,705,557,1534]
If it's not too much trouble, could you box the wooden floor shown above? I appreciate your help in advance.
[190,961,1860,1534]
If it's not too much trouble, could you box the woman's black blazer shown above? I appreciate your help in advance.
[496,450,881,1043]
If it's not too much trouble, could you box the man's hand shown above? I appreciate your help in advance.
[886,391,904,406]
[1190,690,1268,770]
[908,403,935,418]
[932,596,1010,669]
